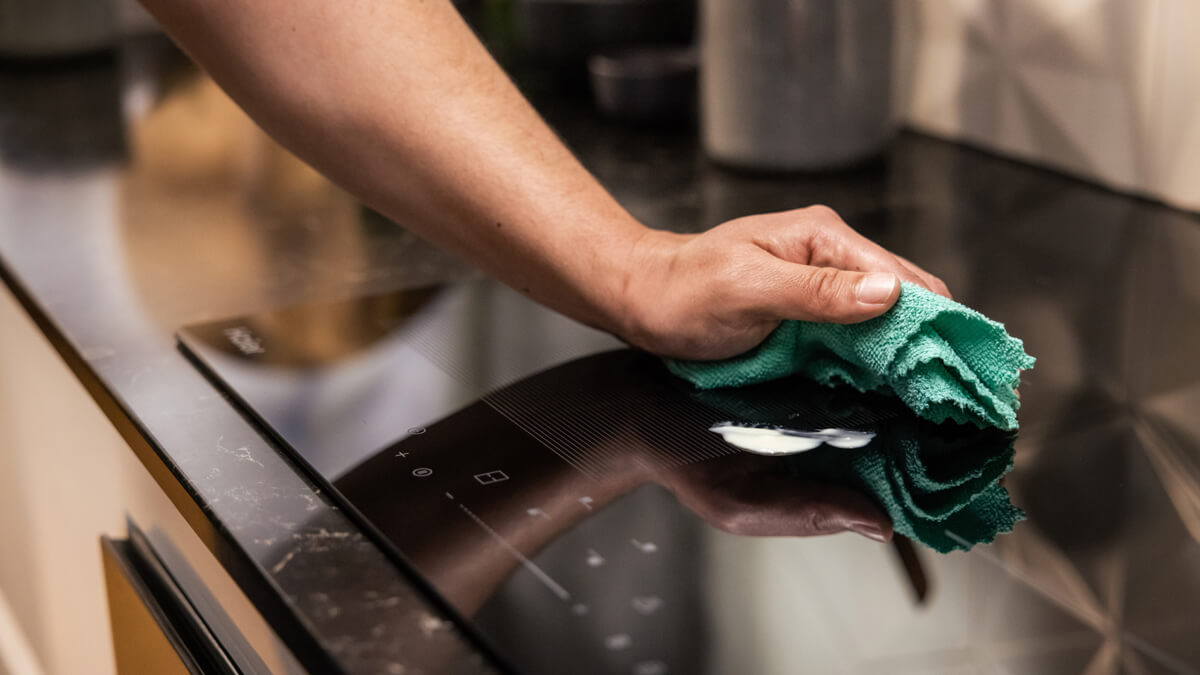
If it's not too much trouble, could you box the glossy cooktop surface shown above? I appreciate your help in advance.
[179,272,1200,675]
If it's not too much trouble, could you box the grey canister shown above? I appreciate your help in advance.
[700,0,896,171]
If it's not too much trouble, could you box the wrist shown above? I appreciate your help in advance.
[613,227,690,352]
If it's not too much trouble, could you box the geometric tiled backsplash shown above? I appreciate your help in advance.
[898,0,1200,213]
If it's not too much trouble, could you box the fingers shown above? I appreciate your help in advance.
[781,481,894,543]
[779,205,950,298]
[754,262,901,324]
[840,244,931,293]
[696,475,894,542]
[811,484,894,543]
[798,213,928,289]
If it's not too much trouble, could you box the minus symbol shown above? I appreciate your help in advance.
[445,492,454,500]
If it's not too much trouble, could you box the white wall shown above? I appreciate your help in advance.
[899,0,1200,213]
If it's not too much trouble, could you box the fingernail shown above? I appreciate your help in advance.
[846,521,888,543]
[857,273,897,305]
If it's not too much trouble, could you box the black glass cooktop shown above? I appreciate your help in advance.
[179,279,1200,675]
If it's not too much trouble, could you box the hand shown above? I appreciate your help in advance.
[655,451,893,543]
[619,205,951,360]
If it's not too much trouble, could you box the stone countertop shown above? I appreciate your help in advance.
[0,39,494,675]
[2,34,1199,675]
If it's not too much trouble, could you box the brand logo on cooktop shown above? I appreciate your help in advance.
[223,326,265,355]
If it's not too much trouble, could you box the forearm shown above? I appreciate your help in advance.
[139,0,648,334]
[141,0,952,362]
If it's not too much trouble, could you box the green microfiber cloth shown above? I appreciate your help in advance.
[693,382,1024,553]
[667,283,1036,431]
[834,429,1022,553]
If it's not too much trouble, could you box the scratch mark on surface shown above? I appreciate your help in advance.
[81,346,116,361]
[216,436,264,467]
[364,595,401,609]
[272,549,298,574]
[295,528,352,541]
[224,485,257,504]
[129,365,153,387]
[300,492,321,511]
[418,613,448,638]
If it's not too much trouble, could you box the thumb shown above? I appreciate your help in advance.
[760,264,900,324]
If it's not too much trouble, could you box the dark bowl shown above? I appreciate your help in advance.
[515,0,695,66]
[587,46,697,123]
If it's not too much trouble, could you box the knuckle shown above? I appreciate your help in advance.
[715,511,755,536]
[806,266,846,303]
[700,493,752,535]
[803,509,842,536]
[804,203,839,220]
[797,223,848,267]
[804,221,833,246]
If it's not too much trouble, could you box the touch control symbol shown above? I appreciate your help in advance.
[412,467,433,478]
[474,470,509,485]
[632,596,663,615]
[604,634,631,651]
[631,538,658,554]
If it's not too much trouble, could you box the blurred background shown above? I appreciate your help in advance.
[1,2,1199,675]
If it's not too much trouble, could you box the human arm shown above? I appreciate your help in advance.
[139,0,949,360]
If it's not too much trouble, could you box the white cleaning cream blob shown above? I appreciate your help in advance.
[817,429,875,449]
[708,423,875,456]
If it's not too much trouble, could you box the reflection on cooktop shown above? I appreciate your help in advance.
[179,278,1200,675]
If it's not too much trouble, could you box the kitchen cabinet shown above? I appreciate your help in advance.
[0,282,301,675]
[102,528,236,675]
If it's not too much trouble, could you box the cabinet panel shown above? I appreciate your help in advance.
[102,530,238,675]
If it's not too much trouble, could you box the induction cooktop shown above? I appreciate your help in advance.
[178,279,1200,675]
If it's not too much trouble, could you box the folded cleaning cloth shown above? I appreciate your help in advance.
[694,382,1024,553]
[788,431,1022,553]
[667,282,1035,431]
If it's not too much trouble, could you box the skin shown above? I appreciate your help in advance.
[138,0,950,360]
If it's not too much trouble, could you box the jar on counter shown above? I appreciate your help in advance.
[700,0,896,171]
